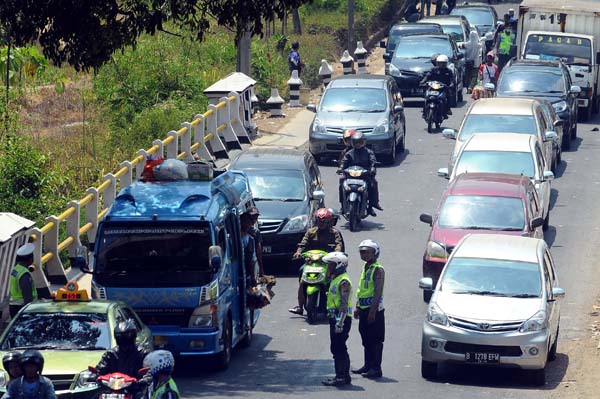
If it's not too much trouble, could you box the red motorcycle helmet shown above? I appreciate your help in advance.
[342,129,356,146]
[314,208,333,227]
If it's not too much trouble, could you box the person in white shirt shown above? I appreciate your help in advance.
[464,29,481,93]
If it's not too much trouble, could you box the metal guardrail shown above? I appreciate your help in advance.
[25,91,250,292]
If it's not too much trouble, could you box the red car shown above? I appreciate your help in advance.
[419,173,545,302]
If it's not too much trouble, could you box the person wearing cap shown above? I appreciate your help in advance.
[352,239,385,379]
[9,243,38,318]
[246,206,264,277]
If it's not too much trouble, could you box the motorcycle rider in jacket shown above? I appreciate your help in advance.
[339,132,383,216]
[421,54,454,119]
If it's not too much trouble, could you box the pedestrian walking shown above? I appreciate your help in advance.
[288,41,304,76]
[464,29,481,93]
[352,239,385,379]
[9,243,37,318]
[321,252,353,387]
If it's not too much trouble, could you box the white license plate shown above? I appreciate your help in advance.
[101,394,129,399]
[465,352,500,363]
[304,266,324,273]
[262,246,272,253]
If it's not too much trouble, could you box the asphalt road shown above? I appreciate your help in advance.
[178,2,600,397]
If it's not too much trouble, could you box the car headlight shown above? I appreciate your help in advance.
[189,304,218,327]
[373,120,390,135]
[425,240,447,260]
[312,118,327,134]
[519,310,548,333]
[427,302,448,326]
[281,214,309,233]
[75,370,98,389]
[552,101,568,113]
[389,63,401,77]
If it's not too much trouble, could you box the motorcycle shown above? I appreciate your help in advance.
[300,250,329,324]
[340,165,370,232]
[422,81,447,133]
[88,366,147,399]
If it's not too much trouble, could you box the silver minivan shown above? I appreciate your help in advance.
[419,234,564,386]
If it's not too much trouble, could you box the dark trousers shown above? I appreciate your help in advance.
[358,309,385,372]
[498,54,511,72]
[329,317,352,379]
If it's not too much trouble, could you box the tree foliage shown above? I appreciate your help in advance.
[0,0,311,71]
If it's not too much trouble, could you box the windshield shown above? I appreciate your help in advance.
[440,257,541,297]
[1,313,111,350]
[459,114,537,141]
[440,24,465,41]
[320,87,387,113]
[524,34,592,64]
[246,169,306,201]
[438,195,525,230]
[498,68,565,95]
[451,9,493,26]
[394,37,452,59]
[388,28,440,50]
[96,223,213,287]
[455,151,535,179]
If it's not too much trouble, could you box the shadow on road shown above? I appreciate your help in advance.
[380,148,410,167]
[545,225,558,248]
[568,137,583,152]
[549,187,559,211]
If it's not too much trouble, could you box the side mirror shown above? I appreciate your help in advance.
[393,105,404,113]
[530,216,544,229]
[552,287,566,299]
[209,245,223,273]
[380,40,386,48]
[543,170,555,181]
[544,130,557,141]
[442,128,457,139]
[553,119,565,127]
[312,189,326,201]
[437,167,450,179]
[383,53,391,62]
[419,213,433,226]
[570,85,582,94]
[484,83,495,92]
[419,277,433,290]
[306,104,317,113]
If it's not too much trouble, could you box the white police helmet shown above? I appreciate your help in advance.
[143,350,175,378]
[436,54,449,64]
[322,252,349,273]
[358,239,380,258]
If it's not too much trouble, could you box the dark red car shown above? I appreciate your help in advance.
[419,173,545,302]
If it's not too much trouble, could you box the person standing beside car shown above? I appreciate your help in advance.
[9,243,38,318]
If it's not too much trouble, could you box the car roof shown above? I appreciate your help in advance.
[231,147,308,170]
[507,59,564,70]
[469,98,538,115]
[453,234,542,263]
[463,133,535,152]
[521,0,599,13]
[391,22,441,31]
[22,299,117,314]
[328,74,393,89]
[420,15,466,25]
[452,5,494,12]
[400,33,452,41]
[448,173,529,198]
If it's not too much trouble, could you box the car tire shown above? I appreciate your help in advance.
[398,125,406,153]
[449,87,458,108]
[561,131,571,150]
[421,360,438,380]
[557,147,562,165]
[384,136,396,165]
[543,212,550,231]
[530,368,546,386]
[215,315,232,370]
[548,325,559,361]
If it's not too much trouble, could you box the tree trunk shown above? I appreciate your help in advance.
[292,8,302,34]
[348,0,355,54]
[236,29,252,76]
[282,10,287,35]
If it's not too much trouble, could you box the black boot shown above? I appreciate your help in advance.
[352,349,370,374]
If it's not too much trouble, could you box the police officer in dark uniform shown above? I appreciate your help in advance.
[421,54,454,119]
[9,243,38,318]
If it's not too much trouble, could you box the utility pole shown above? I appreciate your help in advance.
[348,0,355,54]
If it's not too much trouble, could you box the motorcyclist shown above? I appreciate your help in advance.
[3,349,55,399]
[421,54,454,119]
[95,320,151,396]
[337,129,356,205]
[2,351,22,383]
[288,208,345,316]
[339,132,383,216]
[143,350,180,399]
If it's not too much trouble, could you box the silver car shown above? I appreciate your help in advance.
[419,234,564,386]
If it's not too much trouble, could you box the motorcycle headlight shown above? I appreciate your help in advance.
[389,63,401,77]
[373,120,390,135]
[425,240,447,260]
[519,310,548,333]
[0,370,8,388]
[552,101,568,113]
[312,118,327,134]
[76,370,98,389]
[189,303,218,327]
[427,302,448,326]
[281,214,309,233]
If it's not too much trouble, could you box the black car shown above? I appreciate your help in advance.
[387,33,465,106]
[230,147,325,266]
[497,59,580,150]
[450,5,498,51]
[380,23,443,62]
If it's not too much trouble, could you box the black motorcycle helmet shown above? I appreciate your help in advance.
[114,319,137,348]
[2,351,21,370]
[350,131,366,149]
[20,349,44,374]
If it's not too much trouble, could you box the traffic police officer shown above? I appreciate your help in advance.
[353,239,385,379]
[9,243,38,317]
[321,252,353,387]
[496,13,516,71]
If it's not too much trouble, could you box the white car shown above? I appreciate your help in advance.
[419,234,564,386]
[438,133,554,230]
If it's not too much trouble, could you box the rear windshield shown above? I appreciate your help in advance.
[438,195,525,231]
[459,114,537,141]
[455,151,535,179]
[497,68,565,95]
[451,9,493,26]
[524,34,592,64]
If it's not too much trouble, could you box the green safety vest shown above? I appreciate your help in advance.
[152,378,180,399]
[326,272,353,316]
[9,264,37,305]
[499,31,515,55]
[356,262,384,310]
